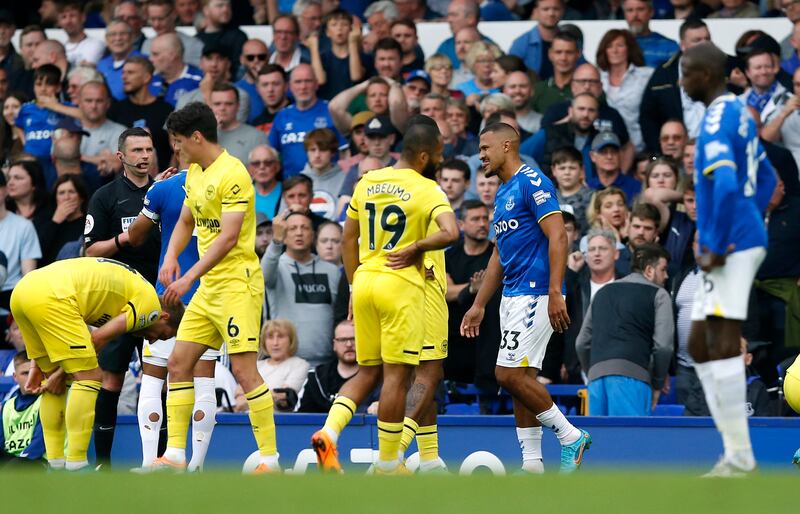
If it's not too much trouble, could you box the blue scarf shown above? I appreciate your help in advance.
[746,82,778,113]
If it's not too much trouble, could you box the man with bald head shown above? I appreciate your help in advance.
[503,71,541,134]
[32,40,69,80]
[148,33,203,106]
[450,27,482,87]
[682,42,777,478]
[462,122,591,474]
[268,63,345,177]
[436,0,496,70]
[141,0,205,67]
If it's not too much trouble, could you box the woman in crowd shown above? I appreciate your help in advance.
[457,41,503,106]
[425,53,463,99]
[490,54,527,90]
[2,92,29,164]
[640,156,682,232]
[587,187,629,245]
[4,160,51,241]
[597,29,653,152]
[446,98,479,157]
[37,174,89,265]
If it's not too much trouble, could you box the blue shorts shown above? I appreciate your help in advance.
[588,375,651,416]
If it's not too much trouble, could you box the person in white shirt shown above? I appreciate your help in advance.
[57,1,106,66]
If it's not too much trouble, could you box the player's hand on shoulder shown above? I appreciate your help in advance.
[460,304,485,338]
[385,242,422,270]
[547,291,570,334]
[156,166,178,181]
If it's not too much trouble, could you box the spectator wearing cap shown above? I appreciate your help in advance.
[176,44,251,122]
[300,128,346,221]
[249,144,283,220]
[339,115,398,199]
[195,0,247,76]
[741,46,788,122]
[0,10,25,87]
[0,170,41,315]
[57,1,106,67]
[142,0,205,67]
[236,39,269,123]
[623,0,679,68]
[263,210,340,366]
[97,19,142,101]
[211,82,267,164]
[436,0,495,70]
[268,63,345,177]
[577,243,673,416]
[708,0,760,18]
[255,212,273,259]
[252,64,291,136]
[268,14,311,73]
[391,19,425,76]
[78,81,127,177]
[148,32,204,107]
[456,41,502,105]
[509,0,565,80]
[329,76,409,137]
[338,111,374,172]
[530,29,581,115]
[588,131,641,202]
[310,9,365,101]
[403,70,431,114]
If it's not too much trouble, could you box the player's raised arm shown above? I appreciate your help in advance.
[539,213,570,333]
[159,204,194,288]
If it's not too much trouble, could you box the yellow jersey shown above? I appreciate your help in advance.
[184,150,263,291]
[42,257,162,332]
[423,218,447,297]
[347,167,452,289]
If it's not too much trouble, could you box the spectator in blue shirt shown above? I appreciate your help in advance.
[623,0,679,68]
[236,39,269,123]
[436,0,494,69]
[97,19,141,101]
[0,351,46,465]
[588,131,642,204]
[509,0,565,80]
[148,32,203,107]
[248,144,283,220]
[14,65,64,168]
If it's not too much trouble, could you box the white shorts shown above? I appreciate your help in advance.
[496,294,554,369]
[691,246,766,322]
[142,337,221,367]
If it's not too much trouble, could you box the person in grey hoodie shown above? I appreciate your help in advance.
[300,128,347,220]
[576,242,674,416]
[262,210,340,366]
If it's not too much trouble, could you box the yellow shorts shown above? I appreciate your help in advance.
[177,285,263,354]
[10,272,98,372]
[784,371,800,415]
[352,271,424,366]
[421,278,448,362]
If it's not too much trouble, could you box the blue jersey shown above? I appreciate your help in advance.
[694,94,777,256]
[149,64,203,107]
[493,164,564,296]
[15,102,63,158]
[141,171,200,304]
[268,99,346,177]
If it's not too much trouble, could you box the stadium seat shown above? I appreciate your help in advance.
[445,403,481,415]
[652,404,685,416]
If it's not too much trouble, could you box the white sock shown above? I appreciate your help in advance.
[163,447,186,463]
[65,460,89,471]
[536,404,581,445]
[258,454,280,469]
[323,426,338,444]
[137,373,165,467]
[516,426,544,473]
[710,356,755,470]
[187,377,217,472]
[376,458,399,472]
[48,458,65,469]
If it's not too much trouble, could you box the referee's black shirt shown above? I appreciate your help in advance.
[84,173,160,284]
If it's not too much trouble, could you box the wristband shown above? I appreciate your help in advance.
[114,233,123,249]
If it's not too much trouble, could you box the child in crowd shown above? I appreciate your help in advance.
[301,128,346,221]
[551,146,593,234]
[0,351,45,465]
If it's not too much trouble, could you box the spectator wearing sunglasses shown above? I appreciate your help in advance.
[237,39,270,123]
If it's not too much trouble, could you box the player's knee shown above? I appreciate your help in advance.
[494,367,521,392]
[417,361,444,386]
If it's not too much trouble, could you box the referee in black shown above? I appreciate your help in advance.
[84,127,161,467]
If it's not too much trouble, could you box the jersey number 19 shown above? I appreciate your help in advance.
[365,202,407,251]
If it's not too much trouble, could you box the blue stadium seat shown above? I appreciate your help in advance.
[445,403,481,415]
[652,404,685,416]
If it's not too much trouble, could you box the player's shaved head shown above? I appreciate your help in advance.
[480,122,520,147]
[401,120,441,161]
[681,42,727,104]
[683,42,726,80]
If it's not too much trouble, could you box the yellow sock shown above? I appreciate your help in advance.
[323,396,357,439]
[64,380,101,463]
[40,390,67,462]
[417,425,439,462]
[400,417,418,453]
[377,420,403,463]
[166,381,194,450]
[245,383,277,457]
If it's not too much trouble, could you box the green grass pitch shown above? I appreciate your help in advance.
[4,469,797,513]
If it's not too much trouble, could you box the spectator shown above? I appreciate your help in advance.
[11,25,46,95]
[419,94,447,123]
[456,41,502,103]
[338,111,374,171]
[295,319,359,412]
[148,33,203,107]
[395,0,438,21]
[2,92,27,161]
[659,119,688,161]
[402,70,432,114]
[491,54,527,91]
[436,0,488,69]
[211,83,268,164]
[37,174,88,266]
[268,14,310,73]
[552,146,592,234]
[782,1,800,61]
[623,0,679,68]
[503,71,542,135]
[78,82,127,177]
[236,39,269,123]
[248,144,283,219]
[196,0,247,74]
[234,320,310,412]
[588,132,641,202]
[762,67,800,168]
[709,0,760,18]
[63,66,102,106]
[176,45,251,123]
[114,1,147,51]
[672,231,702,407]
[96,19,140,101]
[0,11,23,89]
[362,1,398,54]
[0,351,45,463]
[0,170,41,314]
[4,160,50,245]
[30,40,68,81]
[263,211,340,366]
[509,0,564,79]
[176,0,202,26]
[597,29,653,152]
[616,202,661,276]
[316,221,343,267]
[142,0,205,67]
[252,64,291,136]
[425,54,462,99]
[255,213,273,259]
[445,99,478,156]
[439,159,471,211]
[742,47,787,121]
[293,0,323,41]
[301,128,346,220]
[530,29,581,114]
[311,9,365,100]
[640,156,682,231]
[586,186,629,245]
[782,21,800,75]
[576,243,674,416]
[681,138,696,176]
[57,1,106,67]
[639,18,712,152]
[449,27,481,88]
[391,19,425,75]
[50,118,98,191]
[107,56,174,171]
[671,0,715,19]
[474,167,500,209]
[15,65,64,172]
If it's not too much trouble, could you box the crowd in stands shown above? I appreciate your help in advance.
[1,0,800,446]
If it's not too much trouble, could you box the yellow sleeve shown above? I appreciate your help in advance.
[346,181,363,220]
[220,166,254,213]
[424,184,454,221]
[123,285,162,332]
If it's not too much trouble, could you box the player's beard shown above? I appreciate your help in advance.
[422,159,438,180]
